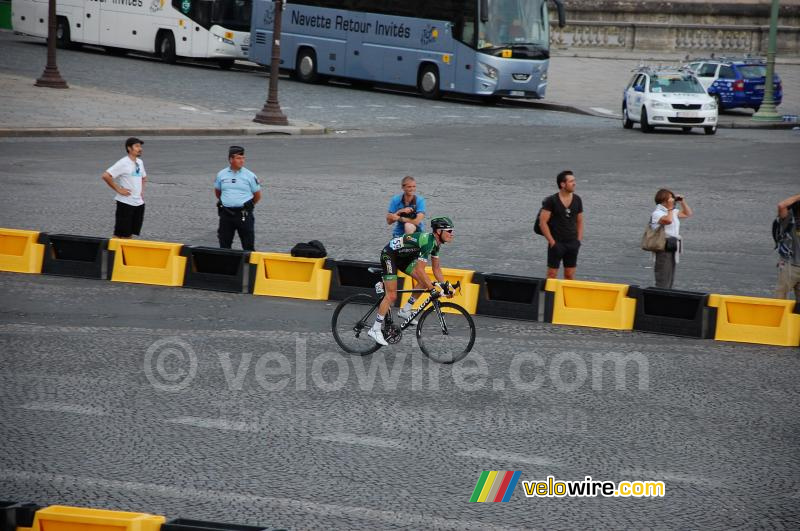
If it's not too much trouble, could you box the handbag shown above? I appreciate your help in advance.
[641,222,666,252]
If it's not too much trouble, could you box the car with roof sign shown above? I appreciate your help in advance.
[684,57,782,113]
[622,67,718,134]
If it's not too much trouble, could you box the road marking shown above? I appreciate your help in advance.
[312,432,403,449]
[336,105,355,108]
[375,116,399,120]
[179,106,197,111]
[366,104,384,108]
[236,107,259,111]
[18,401,108,417]
[0,469,518,531]
[307,105,323,109]
[166,416,260,432]
[590,107,615,115]
[397,104,416,108]
[442,115,463,118]
[212,109,227,113]
[457,448,557,467]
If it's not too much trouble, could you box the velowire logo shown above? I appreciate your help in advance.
[469,471,521,502]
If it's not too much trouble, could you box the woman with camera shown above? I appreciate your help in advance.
[650,189,693,289]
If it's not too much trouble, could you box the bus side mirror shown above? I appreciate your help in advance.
[551,0,566,28]
[480,0,489,23]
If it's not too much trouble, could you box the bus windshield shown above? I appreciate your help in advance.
[211,0,252,32]
[478,0,547,50]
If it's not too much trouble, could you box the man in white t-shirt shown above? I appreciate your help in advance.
[102,137,147,238]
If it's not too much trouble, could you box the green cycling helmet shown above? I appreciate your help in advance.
[430,216,454,230]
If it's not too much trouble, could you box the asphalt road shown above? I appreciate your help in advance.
[1,272,798,529]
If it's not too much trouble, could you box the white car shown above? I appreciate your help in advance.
[622,68,718,135]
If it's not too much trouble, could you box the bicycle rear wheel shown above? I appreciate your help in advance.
[331,294,383,355]
[416,302,475,364]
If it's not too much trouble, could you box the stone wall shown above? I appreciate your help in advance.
[550,0,800,55]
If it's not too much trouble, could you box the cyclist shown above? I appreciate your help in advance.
[369,216,456,346]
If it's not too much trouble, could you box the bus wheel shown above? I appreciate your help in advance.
[218,59,235,70]
[418,64,441,99]
[56,17,73,49]
[157,32,177,64]
[296,48,318,83]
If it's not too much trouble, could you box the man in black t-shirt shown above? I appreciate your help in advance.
[539,170,584,280]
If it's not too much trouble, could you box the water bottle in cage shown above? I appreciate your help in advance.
[375,281,385,295]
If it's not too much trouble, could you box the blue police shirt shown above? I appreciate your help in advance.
[388,194,426,237]
[215,167,261,207]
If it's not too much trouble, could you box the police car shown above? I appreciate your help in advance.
[684,57,783,113]
[622,67,718,134]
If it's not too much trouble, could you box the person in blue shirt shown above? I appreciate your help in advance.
[214,146,262,251]
[386,175,426,237]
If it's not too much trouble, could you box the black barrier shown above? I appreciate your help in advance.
[38,233,108,279]
[474,272,545,320]
[0,502,41,531]
[181,246,252,293]
[630,286,715,338]
[325,259,384,300]
[161,518,276,531]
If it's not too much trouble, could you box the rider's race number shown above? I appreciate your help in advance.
[389,237,403,251]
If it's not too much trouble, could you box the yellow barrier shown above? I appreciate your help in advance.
[26,505,164,531]
[108,238,186,287]
[707,294,800,347]
[249,252,331,300]
[398,266,479,315]
[0,228,44,274]
[545,278,636,330]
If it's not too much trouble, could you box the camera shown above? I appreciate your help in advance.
[675,195,684,202]
[398,209,416,219]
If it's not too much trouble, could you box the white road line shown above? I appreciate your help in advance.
[307,105,323,109]
[366,104,384,108]
[179,106,198,111]
[17,401,108,417]
[212,109,227,113]
[166,416,260,432]
[236,107,259,112]
[312,432,403,449]
[336,105,355,108]
[374,116,399,120]
[457,449,557,467]
[590,107,615,115]
[0,469,520,531]
[397,104,416,108]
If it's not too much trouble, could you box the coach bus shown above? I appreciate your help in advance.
[11,0,252,68]
[249,0,565,99]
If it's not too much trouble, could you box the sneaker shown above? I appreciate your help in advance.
[367,326,388,346]
[397,308,418,326]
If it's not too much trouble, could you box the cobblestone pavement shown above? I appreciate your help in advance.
[0,273,798,529]
[1,29,798,132]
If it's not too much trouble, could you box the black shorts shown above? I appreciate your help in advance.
[380,249,416,281]
[114,201,145,237]
[547,240,581,269]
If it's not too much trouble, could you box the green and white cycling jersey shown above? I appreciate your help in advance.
[380,232,440,280]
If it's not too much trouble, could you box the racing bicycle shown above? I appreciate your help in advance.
[331,267,476,364]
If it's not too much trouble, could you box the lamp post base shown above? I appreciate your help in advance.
[752,102,781,122]
[253,103,288,126]
[35,66,68,89]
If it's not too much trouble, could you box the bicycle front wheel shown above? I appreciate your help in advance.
[331,294,383,356]
[416,302,476,364]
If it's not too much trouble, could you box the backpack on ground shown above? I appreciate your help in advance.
[291,240,327,258]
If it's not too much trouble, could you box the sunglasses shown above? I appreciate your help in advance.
[564,208,571,218]
[442,229,454,234]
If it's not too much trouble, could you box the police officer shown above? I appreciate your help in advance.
[214,146,262,251]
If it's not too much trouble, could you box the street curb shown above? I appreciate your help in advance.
[0,124,327,138]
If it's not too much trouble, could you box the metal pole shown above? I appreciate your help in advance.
[253,0,288,126]
[752,0,781,121]
[35,0,68,88]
